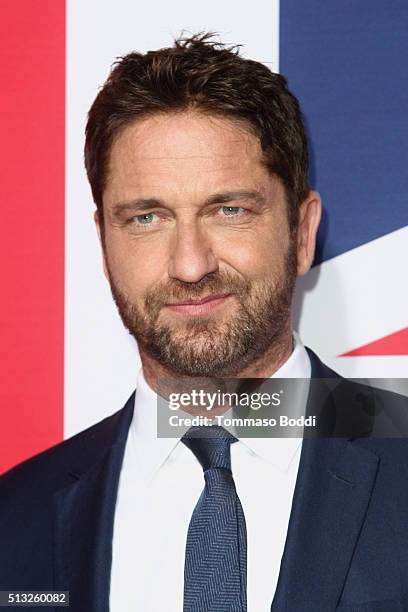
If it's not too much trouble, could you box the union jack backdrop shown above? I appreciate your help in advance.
[1,0,407,474]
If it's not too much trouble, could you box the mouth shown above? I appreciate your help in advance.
[164,293,233,315]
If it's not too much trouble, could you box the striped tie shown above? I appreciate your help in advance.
[181,426,247,612]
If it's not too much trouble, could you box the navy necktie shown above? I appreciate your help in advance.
[181,426,247,612]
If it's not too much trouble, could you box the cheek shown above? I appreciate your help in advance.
[216,229,288,279]
[104,233,168,296]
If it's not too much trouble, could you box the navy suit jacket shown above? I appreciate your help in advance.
[1,350,408,611]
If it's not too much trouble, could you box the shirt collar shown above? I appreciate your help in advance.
[130,331,311,478]
[235,330,311,471]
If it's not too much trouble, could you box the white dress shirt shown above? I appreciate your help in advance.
[110,333,311,611]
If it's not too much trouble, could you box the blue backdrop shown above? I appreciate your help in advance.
[280,1,408,264]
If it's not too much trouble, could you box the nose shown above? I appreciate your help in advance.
[168,221,218,283]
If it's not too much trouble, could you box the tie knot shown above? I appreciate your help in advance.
[181,425,237,472]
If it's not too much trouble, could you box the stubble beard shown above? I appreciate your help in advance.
[106,242,298,378]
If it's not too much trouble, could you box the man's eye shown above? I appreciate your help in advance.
[133,212,156,225]
[221,206,245,216]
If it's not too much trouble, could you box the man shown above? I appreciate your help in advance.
[1,33,408,612]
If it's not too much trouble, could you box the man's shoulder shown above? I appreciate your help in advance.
[305,347,408,446]
[0,392,135,500]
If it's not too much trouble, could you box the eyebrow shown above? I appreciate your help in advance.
[205,190,266,206]
[110,190,266,219]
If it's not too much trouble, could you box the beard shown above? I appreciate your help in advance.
[106,240,298,377]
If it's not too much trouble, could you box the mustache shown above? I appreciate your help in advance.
[145,271,251,310]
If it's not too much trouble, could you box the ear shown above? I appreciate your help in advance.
[296,191,322,276]
[94,209,109,281]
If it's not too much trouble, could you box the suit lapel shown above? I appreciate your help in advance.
[271,350,380,611]
[271,437,379,611]
[52,394,134,612]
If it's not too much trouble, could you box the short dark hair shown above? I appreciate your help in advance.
[85,32,309,230]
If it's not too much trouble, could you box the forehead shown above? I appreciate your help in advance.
[104,111,272,205]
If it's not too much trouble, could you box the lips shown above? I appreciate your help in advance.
[166,293,231,307]
[164,293,232,315]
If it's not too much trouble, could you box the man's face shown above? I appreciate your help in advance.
[99,111,314,377]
